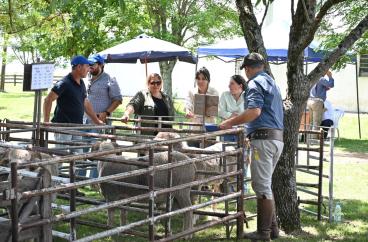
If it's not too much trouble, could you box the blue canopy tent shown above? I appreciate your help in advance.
[197,37,361,138]
[98,34,197,76]
[197,37,325,63]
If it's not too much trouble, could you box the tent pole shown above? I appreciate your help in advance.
[304,58,308,132]
[145,57,148,77]
[355,62,362,139]
[194,54,199,88]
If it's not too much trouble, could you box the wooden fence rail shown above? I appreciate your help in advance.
[2,74,64,86]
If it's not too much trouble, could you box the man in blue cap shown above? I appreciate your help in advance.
[82,54,122,178]
[43,55,103,189]
[220,52,284,241]
[43,55,102,125]
[87,54,122,124]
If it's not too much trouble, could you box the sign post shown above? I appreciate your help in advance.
[23,63,54,146]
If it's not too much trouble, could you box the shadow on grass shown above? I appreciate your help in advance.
[334,138,368,154]
[295,199,368,241]
[53,186,367,242]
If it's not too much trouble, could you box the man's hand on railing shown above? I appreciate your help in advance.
[121,113,130,123]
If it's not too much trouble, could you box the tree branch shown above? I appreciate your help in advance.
[236,0,273,77]
[307,14,368,86]
[301,0,312,24]
[6,12,64,34]
[259,0,270,28]
[299,0,346,52]
[291,0,295,17]
[7,0,14,32]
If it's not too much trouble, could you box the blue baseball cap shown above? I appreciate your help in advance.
[71,55,92,66]
[88,54,105,64]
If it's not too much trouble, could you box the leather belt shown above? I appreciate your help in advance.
[248,129,283,141]
[308,97,324,102]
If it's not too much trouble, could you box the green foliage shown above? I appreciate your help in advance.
[1,0,240,67]
[317,0,368,70]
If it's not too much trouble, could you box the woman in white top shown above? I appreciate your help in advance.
[185,67,219,124]
[219,75,249,192]
[219,75,247,120]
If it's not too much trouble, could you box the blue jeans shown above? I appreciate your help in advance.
[54,132,86,176]
[83,119,113,178]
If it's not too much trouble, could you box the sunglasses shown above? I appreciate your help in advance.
[149,81,162,86]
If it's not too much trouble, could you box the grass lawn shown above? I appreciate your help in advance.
[1,83,367,241]
[50,162,368,242]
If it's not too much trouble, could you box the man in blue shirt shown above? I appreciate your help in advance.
[87,54,122,124]
[43,55,102,125]
[43,55,102,187]
[307,71,334,133]
[82,54,122,178]
[220,52,284,241]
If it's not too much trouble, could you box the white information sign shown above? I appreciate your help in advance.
[31,63,54,90]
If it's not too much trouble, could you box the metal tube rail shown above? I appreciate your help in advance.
[114,125,205,134]
[69,159,77,240]
[26,170,241,227]
[56,194,160,215]
[88,156,149,167]
[0,128,36,134]
[164,144,173,237]
[21,149,240,198]
[148,148,155,241]
[317,130,324,221]
[4,120,107,128]
[108,117,204,127]
[10,162,19,242]
[17,128,243,168]
[73,192,241,242]
[157,212,243,242]
[42,125,114,131]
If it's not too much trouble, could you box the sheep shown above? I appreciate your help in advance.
[154,132,241,211]
[154,132,239,188]
[0,148,59,241]
[94,141,196,238]
[0,148,58,177]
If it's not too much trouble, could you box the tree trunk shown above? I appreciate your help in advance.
[235,0,273,76]
[159,60,176,98]
[272,55,307,233]
[236,0,368,234]
[0,35,8,92]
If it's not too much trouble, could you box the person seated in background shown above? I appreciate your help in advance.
[320,100,334,139]
[219,74,247,120]
[121,73,174,136]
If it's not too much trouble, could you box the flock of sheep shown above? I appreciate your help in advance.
[0,131,243,240]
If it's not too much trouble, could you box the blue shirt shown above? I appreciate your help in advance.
[244,71,284,135]
[86,72,122,122]
[51,73,87,124]
[310,76,334,101]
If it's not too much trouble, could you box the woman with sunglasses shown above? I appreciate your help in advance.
[121,73,174,135]
[185,66,219,125]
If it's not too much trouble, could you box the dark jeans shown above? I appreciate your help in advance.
[321,119,334,139]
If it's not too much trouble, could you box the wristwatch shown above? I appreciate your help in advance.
[105,111,111,116]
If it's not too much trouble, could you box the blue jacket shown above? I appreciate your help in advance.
[310,76,334,101]
[245,71,284,135]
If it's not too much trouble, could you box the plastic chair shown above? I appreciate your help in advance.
[332,109,344,139]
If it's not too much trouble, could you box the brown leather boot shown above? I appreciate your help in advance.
[243,198,273,241]
[270,200,279,240]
